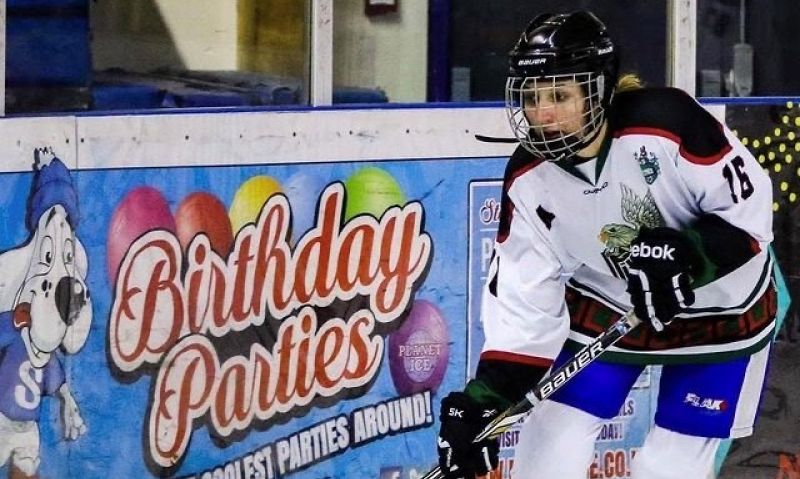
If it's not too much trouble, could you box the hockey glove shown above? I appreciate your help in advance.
[626,227,703,332]
[437,391,500,479]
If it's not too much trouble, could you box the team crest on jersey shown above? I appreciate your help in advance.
[597,184,664,278]
[637,146,660,184]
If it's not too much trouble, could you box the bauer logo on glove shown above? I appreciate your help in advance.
[626,227,704,332]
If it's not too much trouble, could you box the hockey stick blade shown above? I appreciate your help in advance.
[421,310,641,479]
[474,134,518,143]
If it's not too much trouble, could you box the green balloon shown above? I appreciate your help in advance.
[343,167,406,220]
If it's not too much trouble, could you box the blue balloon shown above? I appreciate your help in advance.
[283,172,328,241]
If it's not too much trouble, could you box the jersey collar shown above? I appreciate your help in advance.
[553,133,612,185]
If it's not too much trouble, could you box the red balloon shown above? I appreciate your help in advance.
[107,187,176,283]
[175,191,234,257]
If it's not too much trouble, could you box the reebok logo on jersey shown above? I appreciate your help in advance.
[684,393,728,412]
[629,244,675,261]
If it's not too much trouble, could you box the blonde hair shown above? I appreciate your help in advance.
[616,73,645,92]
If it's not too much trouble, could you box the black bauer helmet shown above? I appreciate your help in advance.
[505,11,619,160]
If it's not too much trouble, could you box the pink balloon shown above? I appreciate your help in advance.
[107,186,176,283]
[388,300,450,395]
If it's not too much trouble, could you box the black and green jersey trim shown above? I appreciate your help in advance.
[567,253,772,318]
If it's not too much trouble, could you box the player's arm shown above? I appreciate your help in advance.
[437,152,569,478]
[622,89,772,329]
[671,94,772,284]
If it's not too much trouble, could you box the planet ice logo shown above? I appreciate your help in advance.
[401,330,444,383]
[388,300,449,395]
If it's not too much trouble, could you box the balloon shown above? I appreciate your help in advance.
[228,175,283,232]
[107,186,175,283]
[283,172,328,240]
[343,167,406,221]
[175,191,234,257]
[388,300,450,395]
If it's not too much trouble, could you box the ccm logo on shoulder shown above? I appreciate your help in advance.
[629,244,675,260]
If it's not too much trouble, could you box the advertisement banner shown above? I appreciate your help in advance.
[0,138,511,478]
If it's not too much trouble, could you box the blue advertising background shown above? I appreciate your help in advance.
[1,156,510,479]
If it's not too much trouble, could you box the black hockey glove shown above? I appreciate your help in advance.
[437,391,500,479]
[626,227,703,332]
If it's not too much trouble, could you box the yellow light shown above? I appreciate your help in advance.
[789,101,795,108]
[784,115,791,124]
[769,151,776,160]
[791,193,798,203]
[796,142,800,152]
[781,181,789,191]
[790,132,797,141]
[732,129,739,137]
[787,154,794,164]
[742,137,750,146]
[758,154,765,163]
[795,117,800,127]
[775,163,783,173]
[780,143,787,152]
[797,166,800,176]
[773,202,780,212]
[775,128,782,137]
[765,137,772,145]
[752,139,761,148]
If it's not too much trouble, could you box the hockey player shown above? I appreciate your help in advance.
[436,11,776,479]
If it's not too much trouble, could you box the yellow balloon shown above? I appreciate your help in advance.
[229,175,283,232]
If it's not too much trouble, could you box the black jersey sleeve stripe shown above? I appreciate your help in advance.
[610,87,731,164]
[497,146,545,243]
[614,126,733,165]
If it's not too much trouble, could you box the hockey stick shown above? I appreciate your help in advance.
[421,310,642,479]
[474,134,518,143]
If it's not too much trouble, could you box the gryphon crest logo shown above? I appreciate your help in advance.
[597,184,664,278]
[637,145,660,184]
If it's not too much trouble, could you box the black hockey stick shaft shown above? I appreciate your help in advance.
[421,310,642,479]
[474,134,518,143]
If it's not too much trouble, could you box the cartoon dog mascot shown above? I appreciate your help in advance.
[0,149,91,479]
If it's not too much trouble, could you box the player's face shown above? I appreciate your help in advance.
[522,80,587,140]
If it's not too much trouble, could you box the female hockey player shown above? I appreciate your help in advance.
[436,11,776,479]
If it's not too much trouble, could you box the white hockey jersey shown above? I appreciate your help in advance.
[481,88,775,366]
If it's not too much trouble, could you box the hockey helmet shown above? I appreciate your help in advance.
[505,11,619,160]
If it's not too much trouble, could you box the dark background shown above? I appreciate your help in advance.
[444,0,800,100]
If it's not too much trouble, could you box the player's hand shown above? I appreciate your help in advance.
[437,392,500,479]
[626,227,702,332]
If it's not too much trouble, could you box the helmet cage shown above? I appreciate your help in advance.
[505,72,607,161]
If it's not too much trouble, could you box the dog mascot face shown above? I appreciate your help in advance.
[13,203,92,366]
[0,150,91,478]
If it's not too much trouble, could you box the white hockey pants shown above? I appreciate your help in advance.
[509,400,720,479]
